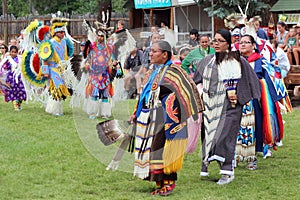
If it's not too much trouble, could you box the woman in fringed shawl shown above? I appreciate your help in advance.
[193,29,261,185]
[131,41,203,196]
[236,34,284,170]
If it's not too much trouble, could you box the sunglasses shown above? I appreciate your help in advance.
[0,46,5,49]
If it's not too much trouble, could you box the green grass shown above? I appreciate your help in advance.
[0,97,300,200]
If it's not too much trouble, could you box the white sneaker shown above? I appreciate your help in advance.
[200,171,209,177]
[217,175,234,185]
[263,149,272,159]
[276,141,283,147]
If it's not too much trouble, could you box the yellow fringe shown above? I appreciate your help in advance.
[163,139,188,174]
[49,79,70,100]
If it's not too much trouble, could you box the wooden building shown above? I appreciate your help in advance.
[124,0,217,45]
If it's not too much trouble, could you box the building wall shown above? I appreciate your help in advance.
[174,4,213,45]
[174,4,212,33]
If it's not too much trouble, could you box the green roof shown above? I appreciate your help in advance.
[270,0,300,12]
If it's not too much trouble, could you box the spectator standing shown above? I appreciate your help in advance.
[182,34,215,75]
[142,32,161,72]
[253,19,269,40]
[0,43,8,61]
[188,29,200,47]
[271,39,290,78]
[143,26,159,50]
[79,41,85,56]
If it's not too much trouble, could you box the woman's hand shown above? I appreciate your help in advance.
[128,114,136,124]
[228,94,238,106]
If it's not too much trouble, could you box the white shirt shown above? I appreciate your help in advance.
[276,47,290,78]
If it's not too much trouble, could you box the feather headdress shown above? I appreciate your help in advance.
[36,25,51,42]
[22,19,44,51]
[250,16,262,23]
[50,17,69,36]
[224,13,245,30]
[50,17,79,44]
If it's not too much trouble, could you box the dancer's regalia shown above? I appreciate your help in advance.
[0,53,26,110]
[225,10,292,164]
[20,18,77,115]
[194,51,261,177]
[39,18,75,116]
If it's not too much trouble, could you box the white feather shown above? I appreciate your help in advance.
[82,19,96,43]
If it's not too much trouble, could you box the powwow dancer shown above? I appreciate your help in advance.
[82,26,117,119]
[229,10,292,159]
[73,14,135,119]
[193,29,261,185]
[252,23,291,157]
[236,34,282,170]
[131,41,202,196]
[38,17,75,116]
[0,46,26,110]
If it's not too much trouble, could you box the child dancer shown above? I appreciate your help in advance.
[0,45,26,110]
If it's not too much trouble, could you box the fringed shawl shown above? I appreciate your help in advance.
[161,64,203,122]
[160,64,203,174]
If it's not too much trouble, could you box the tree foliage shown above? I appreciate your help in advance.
[194,0,270,19]
[1,0,127,18]
[4,0,30,18]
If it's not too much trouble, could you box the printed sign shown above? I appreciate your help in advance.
[279,14,300,24]
[134,0,172,9]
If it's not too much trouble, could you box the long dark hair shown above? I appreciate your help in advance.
[216,29,232,51]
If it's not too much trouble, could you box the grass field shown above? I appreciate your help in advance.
[0,97,300,200]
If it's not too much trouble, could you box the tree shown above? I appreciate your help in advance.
[5,0,30,18]
[194,0,270,19]
[0,0,127,18]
